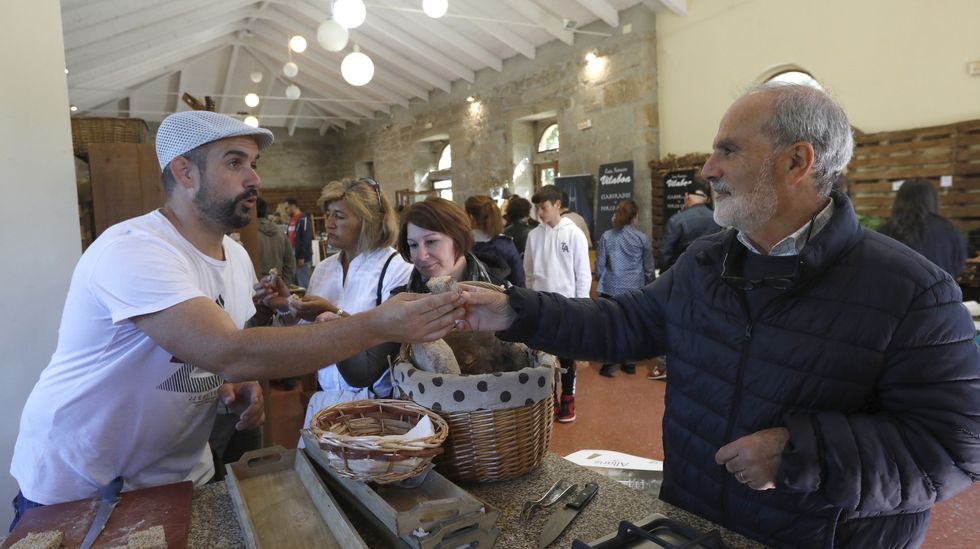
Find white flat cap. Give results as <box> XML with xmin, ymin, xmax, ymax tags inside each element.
<box><xmin>155</xmin><ymin>111</ymin><xmax>274</xmax><ymax>172</ymax></box>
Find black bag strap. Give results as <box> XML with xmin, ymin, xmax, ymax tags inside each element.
<box><xmin>376</xmin><ymin>251</ymin><xmax>399</xmax><ymax>306</ymax></box>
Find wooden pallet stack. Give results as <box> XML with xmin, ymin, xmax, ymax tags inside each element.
<box><xmin>848</xmin><ymin>119</ymin><xmax>980</xmax><ymax>234</ymax></box>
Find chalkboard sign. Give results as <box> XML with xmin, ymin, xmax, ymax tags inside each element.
<box><xmin>664</xmin><ymin>169</ymin><xmax>696</xmax><ymax>221</ymax></box>
<box><xmin>595</xmin><ymin>161</ymin><xmax>634</xmax><ymax>239</ymax></box>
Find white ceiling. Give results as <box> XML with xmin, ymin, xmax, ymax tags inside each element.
<box><xmin>63</xmin><ymin>0</ymin><xmax>686</xmax><ymax>134</ymax></box>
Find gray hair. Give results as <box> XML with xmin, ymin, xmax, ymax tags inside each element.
<box><xmin>749</xmin><ymin>82</ymin><xmax>854</xmax><ymax>195</ymax></box>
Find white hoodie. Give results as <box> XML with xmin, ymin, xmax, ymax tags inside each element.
<box><xmin>523</xmin><ymin>216</ymin><xmax>591</xmax><ymax>298</ymax></box>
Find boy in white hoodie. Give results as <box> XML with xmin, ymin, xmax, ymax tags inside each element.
<box><xmin>525</xmin><ymin>185</ymin><xmax>592</xmax><ymax>422</ymax></box>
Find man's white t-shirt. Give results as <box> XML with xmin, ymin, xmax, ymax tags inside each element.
<box><xmin>306</xmin><ymin>247</ymin><xmax>412</xmax><ymax>393</ymax></box>
<box><xmin>523</xmin><ymin>217</ymin><xmax>592</xmax><ymax>298</ymax></box>
<box><xmin>11</xmin><ymin>210</ymin><xmax>256</xmax><ymax>504</ymax></box>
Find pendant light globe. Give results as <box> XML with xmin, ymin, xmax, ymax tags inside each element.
<box><xmin>333</xmin><ymin>0</ymin><xmax>366</xmax><ymax>29</ymax></box>
<box><xmin>341</xmin><ymin>47</ymin><xmax>374</xmax><ymax>86</ymax></box>
<box><xmin>422</xmin><ymin>0</ymin><xmax>448</xmax><ymax>18</ymax></box>
<box><xmin>317</xmin><ymin>19</ymin><xmax>349</xmax><ymax>52</ymax></box>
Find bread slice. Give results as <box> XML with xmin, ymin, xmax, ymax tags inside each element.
<box><xmin>127</xmin><ymin>525</ymin><xmax>167</xmax><ymax>548</ymax></box>
<box><xmin>9</xmin><ymin>530</ymin><xmax>64</xmax><ymax>549</ymax></box>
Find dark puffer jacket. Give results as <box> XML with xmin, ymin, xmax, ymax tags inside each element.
<box><xmin>499</xmin><ymin>191</ymin><xmax>980</xmax><ymax>548</ymax></box>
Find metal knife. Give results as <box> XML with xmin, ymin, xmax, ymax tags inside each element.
<box><xmin>537</xmin><ymin>482</ymin><xmax>598</xmax><ymax>548</ymax></box>
<box><xmin>80</xmin><ymin>476</ymin><xmax>124</xmax><ymax>549</ymax></box>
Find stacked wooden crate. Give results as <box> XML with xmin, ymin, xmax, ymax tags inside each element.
<box><xmin>848</xmin><ymin>119</ymin><xmax>980</xmax><ymax>234</ymax></box>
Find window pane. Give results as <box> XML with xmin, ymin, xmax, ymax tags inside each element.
<box><xmin>433</xmin><ymin>180</ymin><xmax>452</xmax><ymax>189</ymax></box>
<box><xmin>537</xmin><ymin>124</ymin><xmax>559</xmax><ymax>152</ymax></box>
<box><xmin>541</xmin><ymin>168</ymin><xmax>555</xmax><ymax>187</ymax></box>
<box><xmin>437</xmin><ymin>144</ymin><xmax>452</xmax><ymax>170</ymax></box>
<box><xmin>767</xmin><ymin>70</ymin><xmax>823</xmax><ymax>90</ymax></box>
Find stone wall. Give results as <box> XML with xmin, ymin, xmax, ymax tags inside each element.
<box><xmin>331</xmin><ymin>4</ymin><xmax>660</xmax><ymax>237</ymax></box>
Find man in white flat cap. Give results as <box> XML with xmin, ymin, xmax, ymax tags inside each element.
<box><xmin>9</xmin><ymin>111</ymin><xmax>463</xmax><ymax>527</ymax></box>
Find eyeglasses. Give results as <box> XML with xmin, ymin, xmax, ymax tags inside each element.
<box><xmin>359</xmin><ymin>177</ymin><xmax>383</xmax><ymax>210</ymax></box>
<box><xmin>720</xmin><ymin>214</ymin><xmax>816</xmax><ymax>291</ymax></box>
<box><xmin>720</xmin><ymin>259</ymin><xmax>800</xmax><ymax>290</ymax></box>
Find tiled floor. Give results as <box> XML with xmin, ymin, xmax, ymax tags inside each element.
<box><xmin>267</xmin><ymin>361</ymin><xmax>980</xmax><ymax>548</ymax></box>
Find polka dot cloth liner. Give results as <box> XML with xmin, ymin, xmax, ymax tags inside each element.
<box><xmin>154</xmin><ymin>110</ymin><xmax>275</xmax><ymax>172</ymax></box>
<box><xmin>392</xmin><ymin>351</ymin><xmax>557</xmax><ymax>413</ymax></box>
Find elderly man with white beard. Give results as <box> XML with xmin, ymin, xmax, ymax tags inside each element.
<box><xmin>458</xmin><ymin>82</ymin><xmax>980</xmax><ymax>548</ymax></box>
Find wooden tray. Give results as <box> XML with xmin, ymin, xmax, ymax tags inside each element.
<box><xmin>302</xmin><ymin>430</ymin><xmax>498</xmax><ymax>548</ymax></box>
<box><xmin>2</xmin><ymin>481</ymin><xmax>192</xmax><ymax>548</ymax></box>
<box><xmin>225</xmin><ymin>446</ymin><xmax>367</xmax><ymax>549</ymax></box>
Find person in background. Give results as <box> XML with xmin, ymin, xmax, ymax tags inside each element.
<box><xmin>9</xmin><ymin>111</ymin><xmax>463</xmax><ymax>529</ymax></box>
<box><xmin>660</xmin><ymin>177</ymin><xmax>722</xmax><ymax>272</ymax></box>
<box><xmin>560</xmin><ymin>189</ymin><xmax>593</xmax><ymax>248</ymax></box>
<box><xmin>465</xmin><ymin>195</ymin><xmax>525</xmax><ymax>287</ymax></box>
<box><xmin>458</xmin><ymin>83</ymin><xmax>979</xmax><ymax>548</ymax></box>
<box><xmin>526</xmin><ymin>185</ymin><xmax>591</xmax><ymax>423</ymax></box>
<box><xmin>256</xmin><ymin>197</ymin><xmax>295</xmax><ymax>282</ymax></box>
<box><xmin>503</xmin><ymin>196</ymin><xmax>536</xmax><ymax>255</ymax></box>
<box><xmin>395</xmin><ymin>197</ymin><xmax>510</xmax><ymax>293</ymax></box>
<box><xmin>285</xmin><ymin>196</ymin><xmax>313</xmax><ymax>288</ymax></box>
<box><xmin>267</xmin><ymin>178</ymin><xmax>413</xmax><ymax>428</ymax></box>
<box><xmin>595</xmin><ymin>199</ymin><xmax>655</xmax><ymax>377</ymax></box>
<box><xmin>879</xmin><ymin>178</ymin><xmax>966</xmax><ymax>279</ymax></box>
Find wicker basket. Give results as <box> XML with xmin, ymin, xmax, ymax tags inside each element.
<box><xmin>392</xmin><ymin>292</ymin><xmax>557</xmax><ymax>483</ymax></box>
<box><xmin>70</xmin><ymin>117</ymin><xmax>148</xmax><ymax>156</ymax></box>
<box><xmin>308</xmin><ymin>399</ymin><xmax>449</xmax><ymax>484</ymax></box>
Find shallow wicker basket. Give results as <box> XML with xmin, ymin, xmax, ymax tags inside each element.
<box><xmin>309</xmin><ymin>399</ymin><xmax>449</xmax><ymax>484</ymax></box>
<box><xmin>393</xmin><ymin>281</ymin><xmax>557</xmax><ymax>483</ymax></box>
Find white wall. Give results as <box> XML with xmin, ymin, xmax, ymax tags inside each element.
<box><xmin>0</xmin><ymin>0</ymin><xmax>80</xmax><ymax>527</ymax></box>
<box><xmin>656</xmin><ymin>0</ymin><xmax>980</xmax><ymax>156</ymax></box>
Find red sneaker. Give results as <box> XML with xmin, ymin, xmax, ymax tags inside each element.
<box><xmin>556</xmin><ymin>395</ymin><xmax>576</xmax><ymax>423</ymax></box>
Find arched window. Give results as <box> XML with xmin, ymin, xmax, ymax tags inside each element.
<box><xmin>766</xmin><ymin>70</ymin><xmax>823</xmax><ymax>90</ymax></box>
<box><xmin>537</xmin><ymin>124</ymin><xmax>559</xmax><ymax>152</ymax></box>
<box><xmin>437</xmin><ymin>144</ymin><xmax>452</xmax><ymax>170</ymax></box>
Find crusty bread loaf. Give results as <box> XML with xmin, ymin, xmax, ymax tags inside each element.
<box><xmin>425</xmin><ymin>276</ymin><xmax>462</xmax><ymax>295</ymax></box>
<box><xmin>9</xmin><ymin>530</ymin><xmax>63</xmax><ymax>549</ymax></box>
<box><xmin>127</xmin><ymin>525</ymin><xmax>167</xmax><ymax>548</ymax></box>
<box><xmin>410</xmin><ymin>339</ymin><xmax>462</xmax><ymax>374</ymax></box>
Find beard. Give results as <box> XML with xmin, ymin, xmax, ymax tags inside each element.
<box><xmin>712</xmin><ymin>156</ymin><xmax>778</xmax><ymax>234</ymax></box>
<box><xmin>194</xmin><ymin>179</ymin><xmax>256</xmax><ymax>230</ymax></box>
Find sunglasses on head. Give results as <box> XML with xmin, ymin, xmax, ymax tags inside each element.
<box><xmin>359</xmin><ymin>177</ymin><xmax>383</xmax><ymax>209</ymax></box>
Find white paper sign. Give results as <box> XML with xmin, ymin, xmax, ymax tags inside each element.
<box><xmin>892</xmin><ymin>180</ymin><xmax>905</xmax><ymax>191</ymax></box>
<box><xmin>941</xmin><ymin>175</ymin><xmax>953</xmax><ymax>188</ymax></box>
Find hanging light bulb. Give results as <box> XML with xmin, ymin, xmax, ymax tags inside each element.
<box><xmin>245</xmin><ymin>93</ymin><xmax>260</xmax><ymax>107</ymax></box>
<box><xmin>285</xmin><ymin>84</ymin><xmax>302</xmax><ymax>100</ymax></box>
<box><xmin>289</xmin><ymin>35</ymin><xmax>308</xmax><ymax>53</ymax></box>
<box><xmin>283</xmin><ymin>61</ymin><xmax>299</xmax><ymax>78</ymax></box>
<box><xmin>249</xmin><ymin>71</ymin><xmax>263</xmax><ymax>83</ymax></box>
<box><xmin>422</xmin><ymin>0</ymin><xmax>448</xmax><ymax>18</ymax></box>
<box><xmin>243</xmin><ymin>116</ymin><xmax>259</xmax><ymax>128</ymax></box>
<box><xmin>317</xmin><ymin>19</ymin><xmax>349</xmax><ymax>52</ymax></box>
<box><xmin>341</xmin><ymin>45</ymin><xmax>374</xmax><ymax>86</ymax></box>
<box><xmin>333</xmin><ymin>0</ymin><xmax>366</xmax><ymax>29</ymax></box>
<box><xmin>70</xmin><ymin>105</ymin><xmax>78</xmax><ymax>112</ymax></box>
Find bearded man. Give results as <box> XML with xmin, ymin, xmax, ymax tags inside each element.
<box><xmin>9</xmin><ymin>112</ymin><xmax>463</xmax><ymax>528</ymax></box>
<box><xmin>460</xmin><ymin>83</ymin><xmax>980</xmax><ymax>547</ymax></box>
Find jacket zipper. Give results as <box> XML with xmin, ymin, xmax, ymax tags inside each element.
<box><xmin>720</xmin><ymin>288</ymin><xmax>755</xmax><ymax>529</ymax></box>
<box><xmin>719</xmin><ymin>258</ymin><xmax>809</xmax><ymax>529</ymax></box>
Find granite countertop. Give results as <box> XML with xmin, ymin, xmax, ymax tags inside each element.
<box><xmin>188</xmin><ymin>452</ymin><xmax>764</xmax><ymax>548</ymax></box>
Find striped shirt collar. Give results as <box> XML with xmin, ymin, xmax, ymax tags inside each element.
<box><xmin>737</xmin><ymin>198</ymin><xmax>835</xmax><ymax>256</ymax></box>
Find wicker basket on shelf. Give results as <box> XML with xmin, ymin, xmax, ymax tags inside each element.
<box><xmin>70</xmin><ymin>117</ymin><xmax>148</xmax><ymax>156</ymax></box>
<box><xmin>392</xmin><ymin>282</ymin><xmax>558</xmax><ymax>482</ymax></box>
<box><xmin>308</xmin><ymin>399</ymin><xmax>449</xmax><ymax>484</ymax></box>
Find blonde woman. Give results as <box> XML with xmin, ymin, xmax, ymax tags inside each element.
<box><xmin>284</xmin><ymin>178</ymin><xmax>413</xmax><ymax>423</ymax></box>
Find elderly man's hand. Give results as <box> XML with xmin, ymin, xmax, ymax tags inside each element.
<box><xmin>715</xmin><ymin>427</ymin><xmax>789</xmax><ymax>490</ymax></box>
<box><xmin>218</xmin><ymin>382</ymin><xmax>265</xmax><ymax>431</ymax></box>
<box><xmin>458</xmin><ymin>283</ymin><xmax>516</xmax><ymax>332</ymax></box>
<box><xmin>367</xmin><ymin>291</ymin><xmax>464</xmax><ymax>343</ymax></box>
